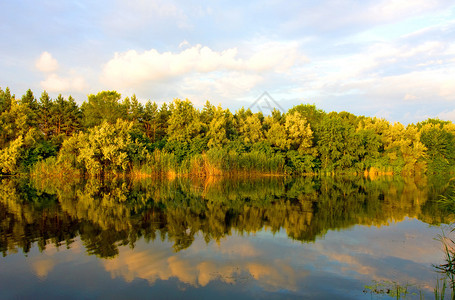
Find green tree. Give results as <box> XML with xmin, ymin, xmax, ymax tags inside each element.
<box><xmin>166</xmin><ymin>99</ymin><xmax>202</xmax><ymax>143</ymax></box>
<box><xmin>9</xmin><ymin>97</ymin><xmax>30</xmax><ymax>138</ymax></box>
<box><xmin>200</xmin><ymin>101</ymin><xmax>215</xmax><ymax>123</ymax></box>
<box><xmin>285</xmin><ymin>111</ymin><xmax>314</xmax><ymax>154</ymax></box>
<box><xmin>317</xmin><ymin>114</ymin><xmax>364</xmax><ymax>172</ymax></box>
<box><xmin>266</xmin><ymin>116</ymin><xmax>287</xmax><ymax>150</ymax></box>
<box><xmin>51</xmin><ymin>94</ymin><xmax>67</xmax><ymax>136</ymax></box>
<box><xmin>207</xmin><ymin>105</ymin><xmax>233</xmax><ymax>148</ymax></box>
<box><xmin>20</xmin><ymin>89</ymin><xmax>39</xmax><ymax>111</ymax></box>
<box><xmin>0</xmin><ymin>136</ymin><xmax>24</xmax><ymax>174</ymax></box>
<box><xmin>48</xmin><ymin>94</ymin><xmax>81</xmax><ymax>137</ymax></box>
<box><xmin>236</xmin><ymin>109</ymin><xmax>264</xmax><ymax>145</ymax></box>
<box><xmin>0</xmin><ymin>87</ymin><xmax>12</xmax><ymax>113</ymax></box>
<box><xmin>419</xmin><ymin>121</ymin><xmax>455</xmax><ymax>173</ymax></box>
<box><xmin>401</xmin><ymin>125</ymin><xmax>427</xmax><ymax>174</ymax></box>
<box><xmin>143</xmin><ymin>101</ymin><xmax>159</xmax><ymax>142</ymax></box>
<box><xmin>81</xmin><ymin>91</ymin><xmax>123</xmax><ymax>128</ymax></box>
<box><xmin>77</xmin><ymin>120</ymin><xmax>135</xmax><ymax>176</ymax></box>
<box><xmin>38</xmin><ymin>91</ymin><xmax>54</xmax><ymax>139</ymax></box>
<box><xmin>381</xmin><ymin>123</ymin><xmax>427</xmax><ymax>174</ymax></box>
<box><xmin>157</xmin><ymin>102</ymin><xmax>171</xmax><ymax>142</ymax></box>
<box><xmin>128</xmin><ymin>95</ymin><xmax>144</xmax><ymax>125</ymax></box>
<box><xmin>14</xmin><ymin>89</ymin><xmax>39</xmax><ymax>135</ymax></box>
<box><xmin>0</xmin><ymin>87</ymin><xmax>14</xmax><ymax>147</ymax></box>
<box><xmin>288</xmin><ymin>104</ymin><xmax>325</xmax><ymax>141</ymax></box>
<box><xmin>65</xmin><ymin>96</ymin><xmax>82</xmax><ymax>136</ymax></box>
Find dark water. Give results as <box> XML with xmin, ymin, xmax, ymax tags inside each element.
<box><xmin>1</xmin><ymin>175</ymin><xmax>454</xmax><ymax>299</ymax></box>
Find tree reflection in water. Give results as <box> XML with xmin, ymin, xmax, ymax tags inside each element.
<box><xmin>0</xmin><ymin>175</ymin><xmax>454</xmax><ymax>258</ymax></box>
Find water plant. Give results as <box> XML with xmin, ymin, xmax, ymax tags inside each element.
<box><xmin>363</xmin><ymin>280</ymin><xmax>417</xmax><ymax>299</ymax></box>
<box><xmin>434</xmin><ymin>186</ymin><xmax>455</xmax><ymax>299</ymax></box>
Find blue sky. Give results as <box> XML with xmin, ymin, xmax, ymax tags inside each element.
<box><xmin>1</xmin><ymin>0</ymin><xmax>454</xmax><ymax>124</ymax></box>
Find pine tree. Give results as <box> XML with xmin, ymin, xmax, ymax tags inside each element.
<box><xmin>143</xmin><ymin>101</ymin><xmax>159</xmax><ymax>141</ymax></box>
<box><xmin>65</xmin><ymin>96</ymin><xmax>82</xmax><ymax>135</ymax></box>
<box><xmin>38</xmin><ymin>91</ymin><xmax>54</xmax><ymax>139</ymax></box>
<box><xmin>0</xmin><ymin>87</ymin><xmax>13</xmax><ymax>113</ymax></box>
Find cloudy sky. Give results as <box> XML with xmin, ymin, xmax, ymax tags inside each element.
<box><xmin>1</xmin><ymin>0</ymin><xmax>454</xmax><ymax>124</ymax></box>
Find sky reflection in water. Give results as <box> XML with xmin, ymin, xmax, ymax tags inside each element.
<box><xmin>0</xmin><ymin>176</ymin><xmax>453</xmax><ymax>299</ymax></box>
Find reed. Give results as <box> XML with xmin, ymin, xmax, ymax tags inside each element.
<box><xmin>434</xmin><ymin>188</ymin><xmax>455</xmax><ymax>299</ymax></box>
<box><xmin>30</xmin><ymin>157</ymin><xmax>80</xmax><ymax>179</ymax></box>
<box><xmin>434</xmin><ymin>277</ymin><xmax>449</xmax><ymax>300</ymax></box>
<box><xmin>435</xmin><ymin>230</ymin><xmax>455</xmax><ymax>287</ymax></box>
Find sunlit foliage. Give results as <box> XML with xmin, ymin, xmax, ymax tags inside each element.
<box><xmin>0</xmin><ymin>86</ymin><xmax>455</xmax><ymax>176</ymax></box>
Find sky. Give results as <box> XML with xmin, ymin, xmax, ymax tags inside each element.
<box><xmin>1</xmin><ymin>0</ymin><xmax>455</xmax><ymax>124</ymax></box>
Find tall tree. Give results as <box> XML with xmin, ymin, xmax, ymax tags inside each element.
<box><xmin>142</xmin><ymin>101</ymin><xmax>159</xmax><ymax>141</ymax></box>
<box><xmin>38</xmin><ymin>91</ymin><xmax>54</xmax><ymax>139</ymax></box>
<box><xmin>81</xmin><ymin>91</ymin><xmax>123</xmax><ymax>128</ymax></box>
<box><xmin>317</xmin><ymin>114</ymin><xmax>364</xmax><ymax>171</ymax></box>
<box><xmin>0</xmin><ymin>88</ymin><xmax>14</xmax><ymax>147</ymax></box>
<box><xmin>285</xmin><ymin>111</ymin><xmax>314</xmax><ymax>154</ymax></box>
<box><xmin>51</xmin><ymin>94</ymin><xmax>67</xmax><ymax>136</ymax></box>
<box><xmin>0</xmin><ymin>87</ymin><xmax>12</xmax><ymax>113</ymax></box>
<box><xmin>65</xmin><ymin>96</ymin><xmax>82</xmax><ymax>135</ymax></box>
<box><xmin>236</xmin><ymin>109</ymin><xmax>264</xmax><ymax>145</ymax></box>
<box><xmin>17</xmin><ymin>89</ymin><xmax>39</xmax><ymax>132</ymax></box>
<box><xmin>20</xmin><ymin>89</ymin><xmax>39</xmax><ymax>111</ymax></box>
<box><xmin>129</xmin><ymin>95</ymin><xmax>144</xmax><ymax>125</ymax></box>
<box><xmin>166</xmin><ymin>99</ymin><xmax>202</xmax><ymax>143</ymax></box>
<box><xmin>419</xmin><ymin>120</ymin><xmax>455</xmax><ymax>172</ymax></box>
<box><xmin>0</xmin><ymin>136</ymin><xmax>24</xmax><ymax>174</ymax></box>
<box><xmin>266</xmin><ymin>117</ymin><xmax>287</xmax><ymax>150</ymax></box>
<box><xmin>288</xmin><ymin>104</ymin><xmax>325</xmax><ymax>141</ymax></box>
<box><xmin>207</xmin><ymin>105</ymin><xmax>233</xmax><ymax>148</ymax></box>
<box><xmin>200</xmin><ymin>100</ymin><xmax>215</xmax><ymax>135</ymax></box>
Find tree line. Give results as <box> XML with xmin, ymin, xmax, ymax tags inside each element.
<box><xmin>1</xmin><ymin>87</ymin><xmax>455</xmax><ymax>177</ymax></box>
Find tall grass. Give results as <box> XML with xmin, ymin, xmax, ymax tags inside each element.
<box><xmin>205</xmin><ymin>148</ymin><xmax>285</xmax><ymax>174</ymax></box>
<box><xmin>434</xmin><ymin>277</ymin><xmax>451</xmax><ymax>300</ymax></box>
<box><xmin>30</xmin><ymin>156</ymin><xmax>80</xmax><ymax>179</ymax></box>
<box><xmin>134</xmin><ymin>150</ymin><xmax>178</xmax><ymax>176</ymax></box>
<box><xmin>32</xmin><ymin>146</ymin><xmax>288</xmax><ymax>178</ymax></box>
<box><xmin>434</xmin><ymin>188</ymin><xmax>455</xmax><ymax>299</ymax></box>
<box><xmin>135</xmin><ymin>148</ymin><xmax>286</xmax><ymax>177</ymax></box>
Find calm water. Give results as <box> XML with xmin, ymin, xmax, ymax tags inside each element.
<box><xmin>1</xmin><ymin>175</ymin><xmax>454</xmax><ymax>299</ymax></box>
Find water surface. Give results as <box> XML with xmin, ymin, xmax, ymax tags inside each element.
<box><xmin>0</xmin><ymin>176</ymin><xmax>453</xmax><ymax>299</ymax></box>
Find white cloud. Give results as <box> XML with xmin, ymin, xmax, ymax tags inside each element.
<box><xmin>40</xmin><ymin>73</ymin><xmax>87</xmax><ymax>93</ymax></box>
<box><xmin>101</xmin><ymin>42</ymin><xmax>304</xmax><ymax>93</ymax></box>
<box><xmin>180</xmin><ymin>72</ymin><xmax>263</xmax><ymax>104</ymax></box>
<box><xmin>371</xmin><ymin>69</ymin><xmax>455</xmax><ymax>101</ymax></box>
<box><xmin>178</xmin><ymin>40</ymin><xmax>190</xmax><ymax>48</ymax></box>
<box><xmin>35</xmin><ymin>51</ymin><xmax>59</xmax><ymax>73</ymax></box>
<box><xmin>297</xmin><ymin>37</ymin><xmax>455</xmax><ymax>102</ymax></box>
<box><xmin>249</xmin><ymin>42</ymin><xmax>306</xmax><ymax>72</ymax></box>
<box><xmin>102</xmin><ymin>46</ymin><xmax>236</xmax><ymax>87</ymax></box>
<box><xmin>401</xmin><ymin>41</ymin><xmax>444</xmax><ymax>58</ymax></box>
<box><xmin>438</xmin><ymin>109</ymin><xmax>455</xmax><ymax>122</ymax></box>
<box><xmin>335</xmin><ymin>69</ymin><xmax>455</xmax><ymax>105</ymax></box>
<box><xmin>403</xmin><ymin>94</ymin><xmax>417</xmax><ymax>100</ymax></box>
<box><xmin>35</xmin><ymin>51</ymin><xmax>90</xmax><ymax>96</ymax></box>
